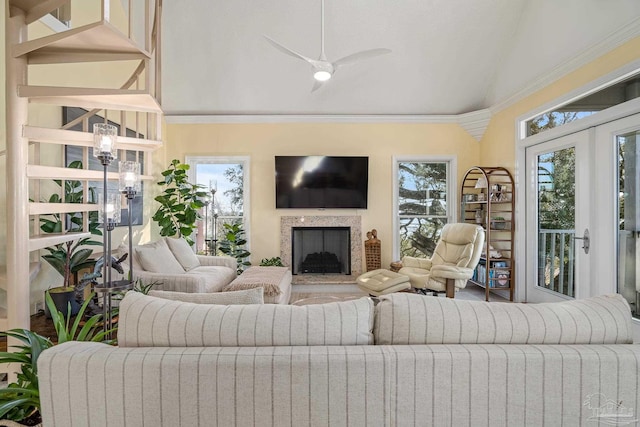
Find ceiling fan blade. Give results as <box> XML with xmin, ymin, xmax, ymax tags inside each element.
<box><xmin>333</xmin><ymin>48</ymin><xmax>392</xmax><ymax>68</ymax></box>
<box><xmin>311</xmin><ymin>79</ymin><xmax>324</xmax><ymax>93</ymax></box>
<box><xmin>264</xmin><ymin>36</ymin><xmax>314</xmax><ymax>64</ymax></box>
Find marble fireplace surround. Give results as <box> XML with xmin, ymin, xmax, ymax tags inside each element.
<box><xmin>280</xmin><ymin>216</ymin><xmax>362</xmax><ymax>277</ymax></box>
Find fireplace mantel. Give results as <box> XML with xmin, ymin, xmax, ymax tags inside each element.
<box><xmin>280</xmin><ymin>216</ymin><xmax>362</xmax><ymax>277</ymax></box>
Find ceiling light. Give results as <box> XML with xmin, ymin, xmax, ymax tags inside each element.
<box><xmin>314</xmin><ymin>70</ymin><xmax>332</xmax><ymax>81</ymax></box>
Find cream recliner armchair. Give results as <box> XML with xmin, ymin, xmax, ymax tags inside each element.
<box><xmin>399</xmin><ymin>223</ymin><xmax>485</xmax><ymax>298</ymax></box>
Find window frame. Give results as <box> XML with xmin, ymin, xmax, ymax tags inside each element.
<box><xmin>186</xmin><ymin>155</ymin><xmax>251</xmax><ymax>251</ymax></box>
<box><xmin>392</xmin><ymin>155</ymin><xmax>457</xmax><ymax>260</ymax></box>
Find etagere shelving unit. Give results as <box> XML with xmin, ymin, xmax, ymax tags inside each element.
<box><xmin>460</xmin><ymin>166</ymin><xmax>515</xmax><ymax>301</ymax></box>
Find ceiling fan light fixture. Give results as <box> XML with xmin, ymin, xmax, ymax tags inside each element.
<box><xmin>314</xmin><ymin>70</ymin><xmax>332</xmax><ymax>81</ymax></box>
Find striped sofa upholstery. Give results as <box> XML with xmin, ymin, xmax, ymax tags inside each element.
<box><xmin>38</xmin><ymin>293</ymin><xmax>640</xmax><ymax>427</ymax></box>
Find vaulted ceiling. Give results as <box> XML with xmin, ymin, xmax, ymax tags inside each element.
<box><xmin>161</xmin><ymin>0</ymin><xmax>640</xmax><ymax>117</ymax></box>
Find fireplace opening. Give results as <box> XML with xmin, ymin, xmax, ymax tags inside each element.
<box><xmin>292</xmin><ymin>227</ymin><xmax>351</xmax><ymax>275</ymax></box>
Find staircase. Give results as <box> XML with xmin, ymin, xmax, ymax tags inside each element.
<box><xmin>4</xmin><ymin>0</ymin><xmax>163</xmax><ymax>332</ymax></box>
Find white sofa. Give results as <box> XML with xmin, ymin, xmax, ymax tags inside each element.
<box><xmin>123</xmin><ymin>237</ymin><xmax>237</xmax><ymax>293</ymax></box>
<box><xmin>39</xmin><ymin>292</ymin><xmax>640</xmax><ymax>426</ymax></box>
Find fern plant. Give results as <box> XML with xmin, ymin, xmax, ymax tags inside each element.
<box><xmin>152</xmin><ymin>159</ymin><xmax>208</xmax><ymax>246</ymax></box>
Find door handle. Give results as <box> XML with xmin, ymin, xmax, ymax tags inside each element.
<box><xmin>573</xmin><ymin>228</ymin><xmax>590</xmax><ymax>254</ymax></box>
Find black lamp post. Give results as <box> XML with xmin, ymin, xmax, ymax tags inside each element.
<box><xmin>119</xmin><ymin>160</ymin><xmax>141</xmax><ymax>280</ymax></box>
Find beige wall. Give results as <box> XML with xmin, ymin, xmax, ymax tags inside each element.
<box><xmin>164</xmin><ymin>122</ymin><xmax>479</xmax><ymax>270</ymax></box>
<box><xmin>480</xmin><ymin>35</ymin><xmax>640</xmax><ymax>167</ymax></box>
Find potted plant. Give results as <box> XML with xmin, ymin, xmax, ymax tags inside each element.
<box><xmin>39</xmin><ymin>161</ymin><xmax>102</xmax><ymax>317</ymax></box>
<box><xmin>0</xmin><ymin>292</ymin><xmax>112</xmax><ymax>426</ymax></box>
<box><xmin>259</xmin><ymin>257</ymin><xmax>284</xmax><ymax>267</ymax></box>
<box><xmin>219</xmin><ymin>221</ymin><xmax>251</xmax><ymax>274</ymax></box>
<box><xmin>152</xmin><ymin>159</ymin><xmax>208</xmax><ymax>246</ymax></box>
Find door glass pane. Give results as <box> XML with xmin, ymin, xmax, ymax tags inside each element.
<box><xmin>537</xmin><ymin>147</ymin><xmax>576</xmax><ymax>296</ymax></box>
<box><xmin>617</xmin><ymin>131</ymin><xmax>640</xmax><ymax>318</ymax></box>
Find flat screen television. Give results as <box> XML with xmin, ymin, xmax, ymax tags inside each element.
<box><xmin>275</xmin><ymin>156</ymin><xmax>369</xmax><ymax>209</ymax></box>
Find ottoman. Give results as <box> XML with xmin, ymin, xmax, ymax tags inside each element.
<box><xmin>223</xmin><ymin>266</ymin><xmax>292</xmax><ymax>304</ymax></box>
<box><xmin>356</xmin><ymin>269</ymin><xmax>410</xmax><ymax>296</ymax></box>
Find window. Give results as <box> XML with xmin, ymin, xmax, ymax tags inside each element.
<box><xmin>186</xmin><ymin>156</ymin><xmax>251</xmax><ymax>253</ymax></box>
<box><xmin>394</xmin><ymin>158</ymin><xmax>456</xmax><ymax>259</ymax></box>
<box><xmin>525</xmin><ymin>73</ymin><xmax>640</xmax><ymax>137</ymax></box>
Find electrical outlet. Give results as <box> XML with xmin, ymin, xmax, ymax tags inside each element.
<box><xmin>34</xmin><ymin>301</ymin><xmax>44</xmax><ymax>314</ymax></box>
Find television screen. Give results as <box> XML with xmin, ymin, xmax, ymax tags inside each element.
<box><xmin>275</xmin><ymin>156</ymin><xmax>369</xmax><ymax>209</ymax></box>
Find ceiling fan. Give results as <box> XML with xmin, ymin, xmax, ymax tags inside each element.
<box><xmin>264</xmin><ymin>0</ymin><xmax>391</xmax><ymax>92</ymax></box>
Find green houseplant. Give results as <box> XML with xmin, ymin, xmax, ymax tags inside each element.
<box><xmin>39</xmin><ymin>161</ymin><xmax>101</xmax><ymax>317</ymax></box>
<box><xmin>0</xmin><ymin>292</ymin><xmax>112</xmax><ymax>425</ymax></box>
<box><xmin>259</xmin><ymin>257</ymin><xmax>284</xmax><ymax>267</ymax></box>
<box><xmin>219</xmin><ymin>221</ymin><xmax>251</xmax><ymax>274</ymax></box>
<box><xmin>152</xmin><ymin>159</ymin><xmax>208</xmax><ymax>246</ymax></box>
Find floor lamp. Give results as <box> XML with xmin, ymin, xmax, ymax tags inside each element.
<box><xmin>93</xmin><ymin>123</ymin><xmax>118</xmax><ymax>283</ymax></box>
<box><xmin>119</xmin><ymin>160</ymin><xmax>141</xmax><ymax>280</ymax></box>
<box><xmin>203</xmin><ymin>193</ymin><xmax>211</xmax><ymax>254</ymax></box>
<box><xmin>211</xmin><ymin>188</ymin><xmax>218</xmax><ymax>255</ymax></box>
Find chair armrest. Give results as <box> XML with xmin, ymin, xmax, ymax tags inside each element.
<box><xmin>430</xmin><ymin>264</ymin><xmax>474</xmax><ymax>280</ymax></box>
<box><xmin>401</xmin><ymin>256</ymin><xmax>432</xmax><ymax>270</ymax></box>
<box><xmin>196</xmin><ymin>255</ymin><xmax>237</xmax><ymax>270</ymax></box>
<box><xmin>131</xmin><ymin>270</ymin><xmax>209</xmax><ymax>293</ymax></box>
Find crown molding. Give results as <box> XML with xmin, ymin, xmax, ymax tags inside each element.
<box><xmin>456</xmin><ymin>109</ymin><xmax>491</xmax><ymax>141</ymax></box>
<box><xmin>163</xmin><ymin>114</ymin><xmax>460</xmax><ymax>124</ymax></box>
<box><xmin>164</xmin><ymin>112</ymin><xmax>489</xmax><ymax>141</ymax></box>
<box><xmin>490</xmin><ymin>17</ymin><xmax>640</xmax><ymax>114</ymax></box>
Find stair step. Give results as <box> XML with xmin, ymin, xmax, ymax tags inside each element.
<box><xmin>14</xmin><ymin>21</ymin><xmax>150</xmax><ymax>64</ymax></box>
<box><xmin>27</xmin><ymin>164</ymin><xmax>153</xmax><ymax>181</ymax></box>
<box><xmin>18</xmin><ymin>86</ymin><xmax>162</xmax><ymax>113</ymax></box>
<box><xmin>24</xmin><ymin>126</ymin><xmax>162</xmax><ymax>152</ymax></box>
<box><xmin>30</xmin><ymin>202</ymin><xmax>97</xmax><ymax>216</ymax></box>
<box><xmin>29</xmin><ymin>232</ymin><xmax>92</xmax><ymax>252</ymax></box>
<box><xmin>9</xmin><ymin>0</ymin><xmax>68</xmax><ymax>25</ymax></box>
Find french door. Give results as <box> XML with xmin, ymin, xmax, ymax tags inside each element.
<box><xmin>525</xmin><ymin>130</ymin><xmax>592</xmax><ymax>303</ymax></box>
<box><xmin>525</xmin><ymin>114</ymin><xmax>640</xmax><ymax>313</ymax></box>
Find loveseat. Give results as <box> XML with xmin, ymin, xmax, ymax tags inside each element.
<box><xmin>39</xmin><ymin>292</ymin><xmax>640</xmax><ymax>426</ymax></box>
<box><xmin>121</xmin><ymin>237</ymin><xmax>237</xmax><ymax>293</ymax></box>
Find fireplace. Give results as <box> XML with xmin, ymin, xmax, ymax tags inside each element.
<box><xmin>292</xmin><ymin>227</ymin><xmax>351</xmax><ymax>275</ymax></box>
<box><xmin>281</xmin><ymin>216</ymin><xmax>362</xmax><ymax>277</ymax></box>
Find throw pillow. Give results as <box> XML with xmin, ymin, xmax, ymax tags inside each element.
<box><xmin>134</xmin><ymin>239</ymin><xmax>185</xmax><ymax>274</ymax></box>
<box><xmin>118</xmin><ymin>291</ymin><xmax>374</xmax><ymax>347</ymax></box>
<box><xmin>165</xmin><ymin>237</ymin><xmax>200</xmax><ymax>271</ymax></box>
<box><xmin>148</xmin><ymin>288</ymin><xmax>264</xmax><ymax>305</ymax></box>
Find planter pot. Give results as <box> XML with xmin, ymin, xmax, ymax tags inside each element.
<box><xmin>44</xmin><ymin>287</ymin><xmax>80</xmax><ymax>319</ymax></box>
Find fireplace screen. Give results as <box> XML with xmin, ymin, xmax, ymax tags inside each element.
<box><xmin>292</xmin><ymin>227</ymin><xmax>351</xmax><ymax>275</ymax></box>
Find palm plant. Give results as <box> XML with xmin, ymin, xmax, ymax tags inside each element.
<box><xmin>0</xmin><ymin>292</ymin><xmax>113</xmax><ymax>424</ymax></box>
<box><xmin>40</xmin><ymin>160</ymin><xmax>102</xmax><ymax>289</ymax></box>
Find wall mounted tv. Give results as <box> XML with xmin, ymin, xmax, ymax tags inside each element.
<box><xmin>275</xmin><ymin>156</ymin><xmax>369</xmax><ymax>209</ymax></box>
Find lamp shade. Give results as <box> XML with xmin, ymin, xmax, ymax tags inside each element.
<box><xmin>475</xmin><ymin>176</ymin><xmax>488</xmax><ymax>189</ymax></box>
<box><xmin>98</xmin><ymin>192</ymin><xmax>121</xmax><ymax>223</ymax></box>
<box><xmin>93</xmin><ymin>123</ymin><xmax>118</xmax><ymax>160</ymax></box>
<box><xmin>118</xmin><ymin>161</ymin><xmax>141</xmax><ymax>192</ymax></box>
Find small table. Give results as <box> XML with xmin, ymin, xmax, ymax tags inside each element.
<box><xmin>94</xmin><ymin>279</ymin><xmax>133</xmax><ymax>337</ymax></box>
